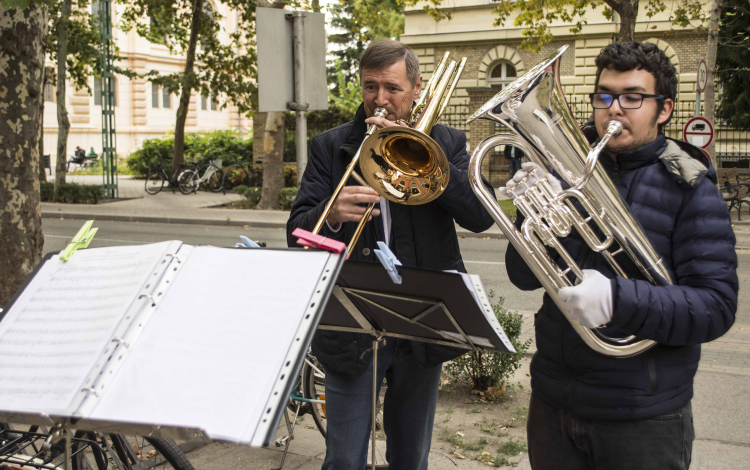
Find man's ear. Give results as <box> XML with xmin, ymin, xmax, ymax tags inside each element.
<box><xmin>414</xmin><ymin>75</ymin><xmax>423</xmax><ymax>99</ymax></box>
<box><xmin>657</xmin><ymin>98</ymin><xmax>674</xmax><ymax>125</ymax></box>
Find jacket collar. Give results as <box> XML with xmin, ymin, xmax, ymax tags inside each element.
<box><xmin>340</xmin><ymin>103</ymin><xmax>368</xmax><ymax>158</ymax></box>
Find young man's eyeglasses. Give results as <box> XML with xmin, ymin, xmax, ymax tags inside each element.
<box><xmin>589</xmin><ymin>93</ymin><xmax>666</xmax><ymax>109</ymax></box>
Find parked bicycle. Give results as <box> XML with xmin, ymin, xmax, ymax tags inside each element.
<box><xmin>0</xmin><ymin>423</ymin><xmax>195</xmax><ymax>470</ymax></box>
<box><xmin>144</xmin><ymin>163</ymin><xmax>196</xmax><ymax>195</ymax></box>
<box><xmin>178</xmin><ymin>160</ymin><xmax>223</xmax><ymax>194</ymax></box>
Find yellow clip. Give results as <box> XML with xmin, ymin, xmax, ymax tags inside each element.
<box><xmin>59</xmin><ymin>220</ymin><xmax>99</xmax><ymax>261</ymax></box>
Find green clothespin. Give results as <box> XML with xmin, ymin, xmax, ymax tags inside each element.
<box><xmin>59</xmin><ymin>220</ymin><xmax>99</xmax><ymax>261</ymax></box>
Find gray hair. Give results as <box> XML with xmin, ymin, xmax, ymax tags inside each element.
<box><xmin>359</xmin><ymin>39</ymin><xmax>421</xmax><ymax>87</ymax></box>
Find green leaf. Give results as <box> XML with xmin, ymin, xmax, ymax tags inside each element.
<box><xmin>1</xmin><ymin>0</ymin><xmax>31</xmax><ymax>10</ymax></box>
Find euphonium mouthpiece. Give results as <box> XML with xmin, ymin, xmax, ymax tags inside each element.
<box><xmin>607</xmin><ymin>121</ymin><xmax>623</xmax><ymax>136</ymax></box>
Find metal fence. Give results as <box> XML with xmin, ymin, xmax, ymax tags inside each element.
<box><xmin>438</xmin><ymin>95</ymin><xmax>750</xmax><ymax>168</ymax></box>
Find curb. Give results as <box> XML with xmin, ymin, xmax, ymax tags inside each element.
<box><xmin>42</xmin><ymin>211</ymin><xmax>508</xmax><ymax>240</ymax></box>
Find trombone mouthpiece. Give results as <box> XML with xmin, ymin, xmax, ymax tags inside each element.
<box><xmin>607</xmin><ymin>121</ymin><xmax>623</xmax><ymax>136</ymax></box>
<box><xmin>374</xmin><ymin>108</ymin><xmax>388</xmax><ymax>119</ymax></box>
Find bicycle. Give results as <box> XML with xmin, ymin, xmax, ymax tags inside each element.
<box><xmin>0</xmin><ymin>423</ymin><xmax>195</xmax><ymax>470</ymax></box>
<box><xmin>144</xmin><ymin>163</ymin><xmax>196</xmax><ymax>195</ymax></box>
<box><xmin>178</xmin><ymin>160</ymin><xmax>223</xmax><ymax>194</ymax></box>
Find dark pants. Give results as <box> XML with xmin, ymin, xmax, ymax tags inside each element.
<box><xmin>509</xmin><ymin>157</ymin><xmax>523</xmax><ymax>179</ymax></box>
<box><xmin>527</xmin><ymin>394</ymin><xmax>694</xmax><ymax>470</ymax></box>
<box><xmin>321</xmin><ymin>338</ymin><xmax>442</xmax><ymax>470</ymax></box>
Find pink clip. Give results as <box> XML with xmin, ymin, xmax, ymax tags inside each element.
<box><xmin>293</xmin><ymin>228</ymin><xmax>346</xmax><ymax>253</ymax></box>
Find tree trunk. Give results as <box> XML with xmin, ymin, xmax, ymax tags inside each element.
<box><xmin>0</xmin><ymin>2</ymin><xmax>48</xmax><ymax>307</ymax></box>
<box><xmin>257</xmin><ymin>112</ymin><xmax>285</xmax><ymax>210</ymax></box>
<box><xmin>617</xmin><ymin>0</ymin><xmax>639</xmax><ymax>42</ymax></box>
<box><xmin>172</xmin><ymin>0</ymin><xmax>204</xmax><ymax>176</ymax></box>
<box><xmin>704</xmin><ymin>0</ymin><xmax>723</xmax><ymax>164</ymax></box>
<box><xmin>54</xmin><ymin>0</ymin><xmax>72</xmax><ymax>192</ymax></box>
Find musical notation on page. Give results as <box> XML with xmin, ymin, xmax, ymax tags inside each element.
<box><xmin>0</xmin><ymin>242</ymin><xmax>174</xmax><ymax>415</ymax></box>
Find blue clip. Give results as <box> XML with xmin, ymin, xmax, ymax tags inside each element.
<box><xmin>374</xmin><ymin>242</ymin><xmax>402</xmax><ymax>284</ymax></box>
<box><xmin>236</xmin><ymin>235</ymin><xmax>261</xmax><ymax>249</ymax></box>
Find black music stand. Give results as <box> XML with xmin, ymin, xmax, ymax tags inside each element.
<box><xmin>318</xmin><ymin>260</ymin><xmax>515</xmax><ymax>467</ymax></box>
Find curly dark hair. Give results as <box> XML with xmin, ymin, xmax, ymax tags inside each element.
<box><xmin>594</xmin><ymin>42</ymin><xmax>678</xmax><ymax>130</ymax></box>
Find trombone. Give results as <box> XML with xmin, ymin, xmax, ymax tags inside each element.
<box><xmin>311</xmin><ymin>52</ymin><xmax>467</xmax><ymax>257</ymax></box>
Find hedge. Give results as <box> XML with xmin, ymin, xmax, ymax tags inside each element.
<box><xmin>41</xmin><ymin>182</ymin><xmax>103</xmax><ymax>204</ymax></box>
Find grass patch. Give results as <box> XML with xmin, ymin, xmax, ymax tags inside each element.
<box><xmin>467</xmin><ymin>407</ymin><xmax>482</xmax><ymax>414</ymax></box>
<box><xmin>439</xmin><ymin>428</ymin><xmax>463</xmax><ymax>447</ymax></box>
<box><xmin>462</xmin><ymin>436</ymin><xmax>489</xmax><ymax>451</ymax></box>
<box><xmin>497</xmin><ymin>438</ymin><xmax>527</xmax><ymax>456</ymax></box>
<box><xmin>496</xmin><ymin>198</ymin><xmax>517</xmax><ymax>219</ymax></box>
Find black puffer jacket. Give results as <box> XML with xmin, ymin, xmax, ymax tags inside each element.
<box><xmin>287</xmin><ymin>104</ymin><xmax>496</xmax><ymax>378</ymax></box>
<box><xmin>506</xmin><ymin>129</ymin><xmax>738</xmax><ymax>420</ymax></box>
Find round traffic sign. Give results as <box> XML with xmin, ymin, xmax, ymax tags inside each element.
<box><xmin>683</xmin><ymin>116</ymin><xmax>714</xmax><ymax>149</ymax></box>
<box><xmin>697</xmin><ymin>59</ymin><xmax>708</xmax><ymax>93</ymax></box>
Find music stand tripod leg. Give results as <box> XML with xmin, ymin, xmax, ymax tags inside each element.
<box><xmin>368</xmin><ymin>333</ymin><xmax>386</xmax><ymax>469</ymax></box>
<box><xmin>44</xmin><ymin>421</ymin><xmax>71</xmax><ymax>470</ymax></box>
<box><xmin>274</xmin><ymin>401</ymin><xmax>301</xmax><ymax>470</ymax></box>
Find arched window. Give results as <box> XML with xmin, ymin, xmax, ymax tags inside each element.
<box><xmin>488</xmin><ymin>61</ymin><xmax>517</xmax><ymax>91</ymax></box>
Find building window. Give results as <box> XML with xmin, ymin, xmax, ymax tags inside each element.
<box><xmin>488</xmin><ymin>61</ymin><xmax>517</xmax><ymax>91</ymax></box>
<box><xmin>210</xmin><ymin>92</ymin><xmax>217</xmax><ymax>111</ymax></box>
<box><xmin>93</xmin><ymin>77</ymin><xmax>117</xmax><ymax>106</ymax></box>
<box><xmin>44</xmin><ymin>72</ymin><xmax>55</xmax><ymax>102</ymax></box>
<box><xmin>201</xmin><ymin>94</ymin><xmax>207</xmax><ymax>110</ymax></box>
<box><xmin>162</xmin><ymin>87</ymin><xmax>171</xmax><ymax>108</ymax></box>
<box><xmin>151</xmin><ymin>82</ymin><xmax>159</xmax><ymax>108</ymax></box>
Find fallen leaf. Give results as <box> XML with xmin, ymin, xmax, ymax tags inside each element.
<box><xmin>456</xmin><ymin>431</ymin><xmax>465</xmax><ymax>438</ymax></box>
<box><xmin>453</xmin><ymin>452</ymin><xmax>466</xmax><ymax>459</ymax></box>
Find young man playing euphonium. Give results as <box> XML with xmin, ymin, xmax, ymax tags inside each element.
<box><xmin>502</xmin><ymin>41</ymin><xmax>738</xmax><ymax>470</ymax></box>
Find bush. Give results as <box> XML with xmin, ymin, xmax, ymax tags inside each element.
<box><xmin>41</xmin><ymin>182</ymin><xmax>103</xmax><ymax>204</ymax></box>
<box><xmin>238</xmin><ymin>186</ymin><xmax>297</xmax><ymax>210</ymax></box>
<box><xmin>280</xmin><ymin>187</ymin><xmax>298</xmax><ymax>210</ymax></box>
<box><xmin>284</xmin><ymin>165</ymin><xmax>297</xmax><ymax>188</ymax></box>
<box><xmin>126</xmin><ymin>130</ymin><xmax>253</xmax><ymax>178</ymax></box>
<box><xmin>445</xmin><ymin>295</ymin><xmax>532</xmax><ymax>392</ymax></box>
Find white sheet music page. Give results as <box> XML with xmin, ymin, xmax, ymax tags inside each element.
<box><xmin>0</xmin><ymin>241</ymin><xmax>177</xmax><ymax>416</ymax></box>
<box><xmin>90</xmin><ymin>247</ymin><xmax>331</xmax><ymax>444</ymax></box>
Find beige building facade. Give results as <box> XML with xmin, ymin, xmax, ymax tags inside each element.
<box><xmin>44</xmin><ymin>1</ymin><xmax>250</xmax><ymax>171</ymax></box>
<box><xmin>401</xmin><ymin>0</ymin><xmax>709</xmax><ymax>186</ymax></box>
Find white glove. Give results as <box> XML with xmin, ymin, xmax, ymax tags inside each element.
<box><xmin>557</xmin><ymin>269</ymin><xmax>613</xmax><ymax>328</ymax></box>
<box><xmin>497</xmin><ymin>162</ymin><xmax>563</xmax><ymax>199</ymax></box>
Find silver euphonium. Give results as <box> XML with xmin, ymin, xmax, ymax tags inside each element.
<box><xmin>468</xmin><ymin>46</ymin><xmax>675</xmax><ymax>358</ymax></box>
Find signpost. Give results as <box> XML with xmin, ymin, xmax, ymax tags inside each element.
<box><xmin>683</xmin><ymin>116</ymin><xmax>714</xmax><ymax>149</ymax></box>
<box><xmin>257</xmin><ymin>8</ymin><xmax>328</xmax><ymax>185</ymax></box>
<box><xmin>697</xmin><ymin>59</ymin><xmax>708</xmax><ymax>93</ymax></box>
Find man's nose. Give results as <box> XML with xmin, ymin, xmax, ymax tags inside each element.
<box><xmin>374</xmin><ymin>88</ymin><xmax>389</xmax><ymax>106</ymax></box>
<box><xmin>609</xmin><ymin>96</ymin><xmax>624</xmax><ymax>115</ymax></box>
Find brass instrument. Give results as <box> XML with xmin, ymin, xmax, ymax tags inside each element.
<box><xmin>467</xmin><ymin>46</ymin><xmax>675</xmax><ymax>358</ymax></box>
<box><xmin>312</xmin><ymin>52</ymin><xmax>466</xmax><ymax>256</ymax></box>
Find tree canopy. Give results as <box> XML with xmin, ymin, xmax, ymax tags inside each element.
<box><xmin>716</xmin><ymin>0</ymin><xmax>750</xmax><ymax>130</ymax></box>
<box><xmin>118</xmin><ymin>0</ymin><xmax>259</xmax><ymax>114</ymax></box>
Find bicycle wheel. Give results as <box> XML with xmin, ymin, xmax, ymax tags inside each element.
<box><xmin>145</xmin><ymin>173</ymin><xmax>165</xmax><ymax>195</ymax></box>
<box><xmin>207</xmin><ymin>166</ymin><xmax>223</xmax><ymax>192</ymax></box>
<box><xmin>178</xmin><ymin>170</ymin><xmax>198</xmax><ymax>195</ymax></box>
<box><xmin>302</xmin><ymin>357</ymin><xmax>327</xmax><ymax>438</ymax></box>
<box><xmin>107</xmin><ymin>434</ymin><xmax>195</xmax><ymax>470</ymax></box>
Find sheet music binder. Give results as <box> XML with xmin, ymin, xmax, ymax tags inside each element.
<box><xmin>0</xmin><ymin>241</ymin><xmax>345</xmax><ymax>447</ymax></box>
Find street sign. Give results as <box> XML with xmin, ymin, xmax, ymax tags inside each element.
<box><xmin>683</xmin><ymin>116</ymin><xmax>714</xmax><ymax>149</ymax></box>
<box><xmin>697</xmin><ymin>59</ymin><xmax>708</xmax><ymax>93</ymax></box>
<box><xmin>256</xmin><ymin>8</ymin><xmax>328</xmax><ymax>112</ymax></box>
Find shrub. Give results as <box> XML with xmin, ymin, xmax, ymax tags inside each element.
<box><xmin>41</xmin><ymin>182</ymin><xmax>103</xmax><ymax>204</ymax></box>
<box><xmin>280</xmin><ymin>187</ymin><xmax>298</xmax><ymax>210</ymax></box>
<box><xmin>445</xmin><ymin>295</ymin><xmax>532</xmax><ymax>391</ymax></box>
<box><xmin>283</xmin><ymin>165</ymin><xmax>297</xmax><ymax>188</ymax></box>
<box><xmin>237</xmin><ymin>186</ymin><xmax>297</xmax><ymax>210</ymax></box>
<box><xmin>126</xmin><ymin>130</ymin><xmax>252</xmax><ymax>178</ymax></box>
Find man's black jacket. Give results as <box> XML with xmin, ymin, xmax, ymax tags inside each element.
<box><xmin>506</xmin><ymin>127</ymin><xmax>738</xmax><ymax>420</ymax></box>
<box><xmin>287</xmin><ymin>104</ymin><xmax>496</xmax><ymax>378</ymax></box>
